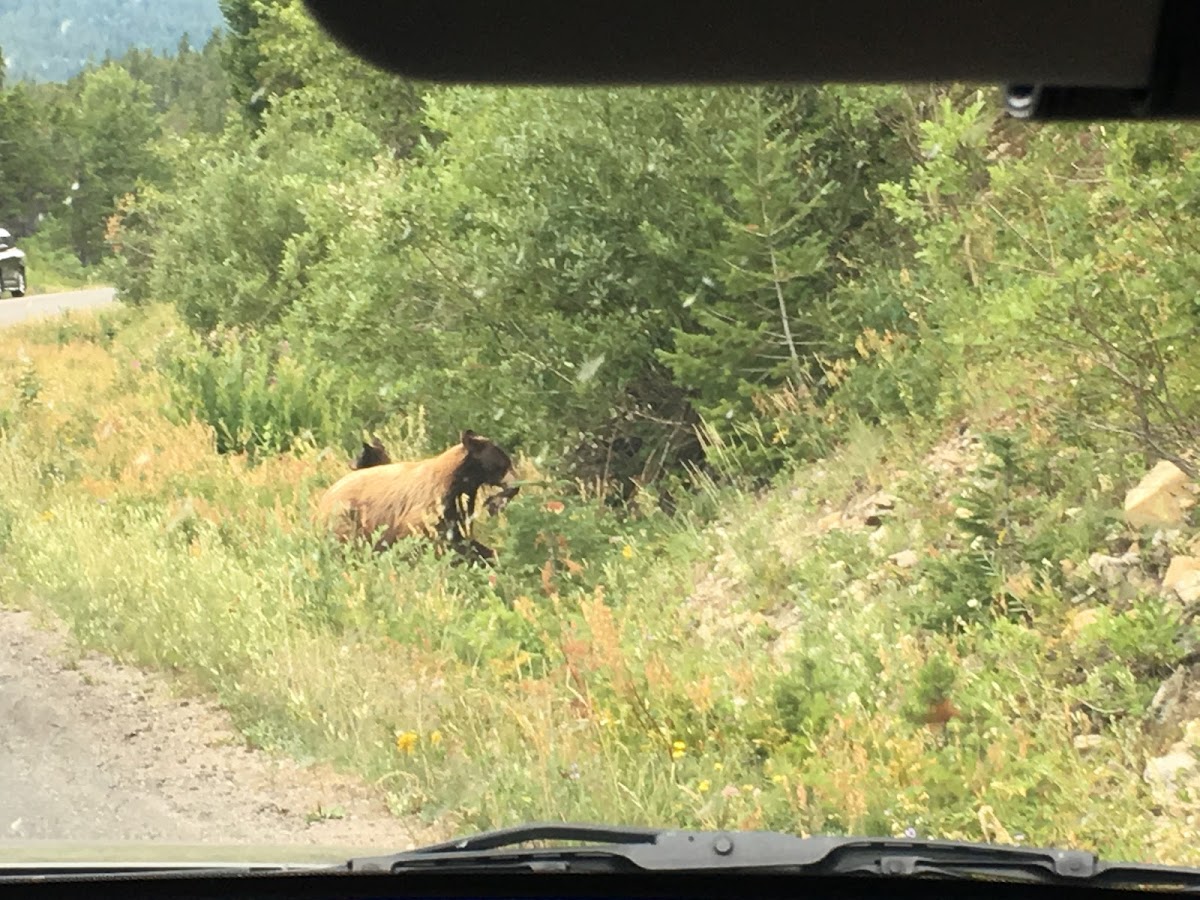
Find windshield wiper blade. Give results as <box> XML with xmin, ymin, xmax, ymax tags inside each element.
<box><xmin>348</xmin><ymin>822</ymin><xmax>663</xmax><ymax>873</ymax></box>
<box><xmin>346</xmin><ymin>822</ymin><xmax>1200</xmax><ymax>890</ymax></box>
<box><xmin>387</xmin><ymin>821</ymin><xmax>664</xmax><ymax>854</ymax></box>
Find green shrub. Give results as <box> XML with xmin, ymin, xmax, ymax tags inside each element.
<box><xmin>1068</xmin><ymin>602</ymin><xmax>1189</xmax><ymax>720</ymax></box>
<box><xmin>830</xmin><ymin>334</ymin><xmax>947</xmax><ymax>425</ymax></box>
<box><xmin>160</xmin><ymin>328</ymin><xmax>385</xmax><ymax>459</ymax></box>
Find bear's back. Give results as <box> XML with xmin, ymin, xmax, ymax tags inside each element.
<box><xmin>316</xmin><ymin>459</ymin><xmax>450</xmax><ymax>541</ymax></box>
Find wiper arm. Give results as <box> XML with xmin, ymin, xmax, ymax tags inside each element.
<box><xmin>346</xmin><ymin>821</ymin><xmax>1200</xmax><ymax>890</ymax></box>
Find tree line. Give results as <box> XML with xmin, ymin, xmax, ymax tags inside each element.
<box><xmin>3</xmin><ymin>0</ymin><xmax>1196</xmax><ymax>497</ymax></box>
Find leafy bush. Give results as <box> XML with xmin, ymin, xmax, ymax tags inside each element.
<box><xmin>916</xmin><ymin>550</ymin><xmax>1004</xmax><ymax>633</ymax></box>
<box><xmin>770</xmin><ymin>649</ymin><xmax>852</xmax><ymax>743</ymax></box>
<box><xmin>17</xmin><ymin>229</ymin><xmax>95</xmax><ymax>292</ymax></box>
<box><xmin>1068</xmin><ymin>603</ymin><xmax>1190</xmax><ymax>722</ymax></box>
<box><xmin>830</xmin><ymin>328</ymin><xmax>948</xmax><ymax>425</ymax></box>
<box><xmin>160</xmin><ymin>327</ymin><xmax>385</xmax><ymax>458</ymax></box>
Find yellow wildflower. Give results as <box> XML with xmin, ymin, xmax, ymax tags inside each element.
<box><xmin>395</xmin><ymin>731</ymin><xmax>418</xmax><ymax>754</ymax></box>
<box><xmin>621</xmin><ymin>545</ymin><xmax>634</xmax><ymax>559</ymax></box>
<box><xmin>671</xmin><ymin>740</ymin><xmax>686</xmax><ymax>759</ymax></box>
<box><xmin>698</xmin><ymin>780</ymin><xmax>711</xmax><ymax>794</ymax></box>
<box><xmin>429</xmin><ymin>730</ymin><xmax>443</xmax><ymax>746</ymax></box>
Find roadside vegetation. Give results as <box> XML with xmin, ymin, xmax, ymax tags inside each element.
<box><xmin>1</xmin><ymin>0</ymin><xmax>1198</xmax><ymax>863</ymax></box>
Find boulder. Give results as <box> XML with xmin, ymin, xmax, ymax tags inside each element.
<box><xmin>1124</xmin><ymin>461</ymin><xmax>1195</xmax><ymax>529</ymax></box>
<box><xmin>1148</xmin><ymin>667</ymin><xmax>1200</xmax><ymax>747</ymax></box>
<box><xmin>1144</xmin><ymin>744</ymin><xmax>1199</xmax><ymax>812</ymax></box>
<box><xmin>888</xmin><ymin>549</ymin><xmax>919</xmax><ymax>569</ymax></box>
<box><xmin>1086</xmin><ymin>551</ymin><xmax>1141</xmax><ymax>586</ymax></box>
<box><xmin>1163</xmin><ymin>556</ymin><xmax>1200</xmax><ymax>604</ymax></box>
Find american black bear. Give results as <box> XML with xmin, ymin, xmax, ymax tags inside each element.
<box><xmin>317</xmin><ymin>430</ymin><xmax>518</xmax><ymax>565</ymax></box>
<box><xmin>351</xmin><ymin>436</ymin><xmax>391</xmax><ymax>470</ymax></box>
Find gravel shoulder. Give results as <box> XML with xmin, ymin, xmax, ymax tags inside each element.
<box><xmin>0</xmin><ymin>605</ymin><xmax>442</xmax><ymax>855</ymax></box>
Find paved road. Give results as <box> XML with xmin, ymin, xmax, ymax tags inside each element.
<box><xmin>0</xmin><ymin>287</ymin><xmax>117</xmax><ymax>327</ymax></box>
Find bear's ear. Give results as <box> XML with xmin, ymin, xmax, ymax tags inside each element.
<box><xmin>461</xmin><ymin>430</ymin><xmax>487</xmax><ymax>451</ymax></box>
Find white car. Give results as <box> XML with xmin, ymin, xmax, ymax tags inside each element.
<box><xmin>0</xmin><ymin>228</ymin><xmax>27</xmax><ymax>298</ymax></box>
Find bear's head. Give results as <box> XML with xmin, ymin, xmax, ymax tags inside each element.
<box><xmin>352</xmin><ymin>437</ymin><xmax>391</xmax><ymax>470</ymax></box>
<box><xmin>460</xmin><ymin>429</ymin><xmax>516</xmax><ymax>488</ymax></box>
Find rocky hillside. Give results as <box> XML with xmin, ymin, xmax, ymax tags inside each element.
<box><xmin>1124</xmin><ymin>463</ymin><xmax>1200</xmax><ymax>836</ymax></box>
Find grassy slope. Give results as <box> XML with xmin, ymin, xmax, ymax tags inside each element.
<box><xmin>0</xmin><ymin>303</ymin><xmax>1196</xmax><ymax>861</ymax></box>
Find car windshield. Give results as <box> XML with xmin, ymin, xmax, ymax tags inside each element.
<box><xmin>0</xmin><ymin>0</ymin><xmax>1198</xmax><ymax>874</ymax></box>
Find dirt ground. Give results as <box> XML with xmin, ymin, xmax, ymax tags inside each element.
<box><xmin>0</xmin><ymin>605</ymin><xmax>445</xmax><ymax>855</ymax></box>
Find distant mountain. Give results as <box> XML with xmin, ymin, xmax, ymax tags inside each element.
<box><xmin>0</xmin><ymin>0</ymin><xmax>225</xmax><ymax>83</ymax></box>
